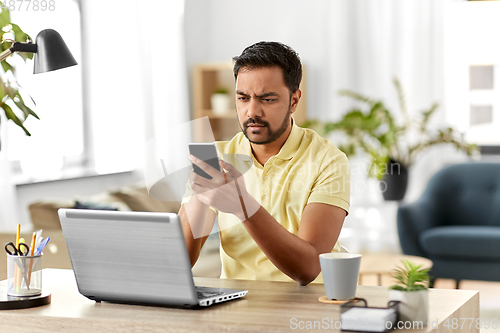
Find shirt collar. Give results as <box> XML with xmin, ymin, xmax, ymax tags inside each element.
<box><xmin>274</xmin><ymin>120</ymin><xmax>301</xmax><ymax>161</ymax></box>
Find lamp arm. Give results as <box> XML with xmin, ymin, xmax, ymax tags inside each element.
<box><xmin>0</xmin><ymin>48</ymin><xmax>13</xmax><ymax>62</ymax></box>
<box><xmin>11</xmin><ymin>42</ymin><xmax>37</xmax><ymax>53</ymax></box>
<box><xmin>0</xmin><ymin>42</ymin><xmax>37</xmax><ymax>63</ymax></box>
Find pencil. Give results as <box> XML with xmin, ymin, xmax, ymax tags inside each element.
<box><xmin>30</xmin><ymin>233</ymin><xmax>36</xmax><ymax>256</ymax></box>
<box><xmin>16</xmin><ymin>224</ymin><xmax>20</xmax><ymax>248</ymax></box>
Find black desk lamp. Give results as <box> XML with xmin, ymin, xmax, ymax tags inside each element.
<box><xmin>0</xmin><ymin>28</ymin><xmax>77</xmax><ymax>73</ymax></box>
<box><xmin>0</xmin><ymin>28</ymin><xmax>77</xmax><ymax>151</ymax></box>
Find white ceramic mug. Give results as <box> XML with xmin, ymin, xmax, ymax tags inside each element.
<box><xmin>319</xmin><ymin>253</ymin><xmax>362</xmax><ymax>300</ymax></box>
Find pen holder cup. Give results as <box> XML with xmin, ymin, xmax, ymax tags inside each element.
<box><xmin>6</xmin><ymin>254</ymin><xmax>42</xmax><ymax>297</ymax></box>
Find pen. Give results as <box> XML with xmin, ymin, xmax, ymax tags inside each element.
<box><xmin>35</xmin><ymin>237</ymin><xmax>50</xmax><ymax>255</ymax></box>
<box><xmin>33</xmin><ymin>229</ymin><xmax>43</xmax><ymax>251</ymax></box>
<box><xmin>15</xmin><ymin>225</ymin><xmax>21</xmax><ymax>292</ymax></box>
<box><xmin>28</xmin><ymin>232</ymin><xmax>37</xmax><ymax>286</ymax></box>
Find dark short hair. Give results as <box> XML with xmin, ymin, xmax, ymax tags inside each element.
<box><xmin>233</xmin><ymin>41</ymin><xmax>302</xmax><ymax>94</ymax></box>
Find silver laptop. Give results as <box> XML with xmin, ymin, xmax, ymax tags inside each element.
<box><xmin>58</xmin><ymin>209</ymin><xmax>247</xmax><ymax>307</ymax></box>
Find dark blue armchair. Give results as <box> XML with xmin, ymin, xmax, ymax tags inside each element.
<box><xmin>397</xmin><ymin>163</ymin><xmax>500</xmax><ymax>286</ymax></box>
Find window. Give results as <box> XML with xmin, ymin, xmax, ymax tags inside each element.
<box><xmin>6</xmin><ymin>0</ymin><xmax>83</xmax><ymax>178</ymax></box>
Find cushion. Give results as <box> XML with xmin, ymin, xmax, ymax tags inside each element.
<box><xmin>109</xmin><ymin>184</ymin><xmax>180</xmax><ymax>213</ymax></box>
<box><xmin>29</xmin><ymin>193</ymin><xmax>130</xmax><ymax>229</ymax></box>
<box><xmin>28</xmin><ymin>184</ymin><xmax>180</xmax><ymax>230</ymax></box>
<box><xmin>74</xmin><ymin>192</ymin><xmax>130</xmax><ymax>211</ymax></box>
<box><xmin>28</xmin><ymin>199</ymin><xmax>74</xmax><ymax>229</ymax></box>
<box><xmin>74</xmin><ymin>201</ymin><xmax>118</xmax><ymax>210</ymax></box>
<box><xmin>425</xmin><ymin>163</ymin><xmax>500</xmax><ymax>227</ymax></box>
<box><xmin>420</xmin><ymin>226</ymin><xmax>500</xmax><ymax>260</ymax></box>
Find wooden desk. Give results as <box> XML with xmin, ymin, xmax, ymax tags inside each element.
<box><xmin>0</xmin><ymin>269</ymin><xmax>478</xmax><ymax>332</ymax></box>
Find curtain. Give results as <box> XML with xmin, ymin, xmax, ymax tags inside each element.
<box><xmin>327</xmin><ymin>0</ymin><xmax>448</xmax><ymax>253</ymax></box>
<box><xmin>327</xmin><ymin>0</ymin><xmax>445</xmax><ymax>123</ymax></box>
<box><xmin>0</xmin><ymin>114</ymin><xmax>19</xmax><ymax>229</ymax></box>
<box><xmin>326</xmin><ymin>0</ymin><xmax>447</xmax><ymax>203</ymax></box>
<box><xmin>136</xmin><ymin>0</ymin><xmax>191</xmax><ymax>202</ymax></box>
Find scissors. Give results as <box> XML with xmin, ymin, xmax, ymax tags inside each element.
<box><xmin>5</xmin><ymin>242</ymin><xmax>30</xmax><ymax>256</ymax></box>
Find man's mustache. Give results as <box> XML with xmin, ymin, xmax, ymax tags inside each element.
<box><xmin>244</xmin><ymin>119</ymin><xmax>269</xmax><ymax>127</ymax></box>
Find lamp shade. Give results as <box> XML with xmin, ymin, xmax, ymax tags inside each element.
<box><xmin>33</xmin><ymin>29</ymin><xmax>77</xmax><ymax>74</ymax></box>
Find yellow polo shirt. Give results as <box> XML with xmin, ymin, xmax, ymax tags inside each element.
<box><xmin>182</xmin><ymin>122</ymin><xmax>350</xmax><ymax>283</ymax></box>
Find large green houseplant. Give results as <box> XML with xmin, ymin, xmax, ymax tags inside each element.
<box><xmin>304</xmin><ymin>78</ymin><xmax>477</xmax><ymax>200</ymax></box>
<box><xmin>0</xmin><ymin>3</ymin><xmax>38</xmax><ymax>150</ymax></box>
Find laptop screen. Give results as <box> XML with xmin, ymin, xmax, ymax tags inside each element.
<box><xmin>59</xmin><ymin>209</ymin><xmax>199</xmax><ymax>306</ymax></box>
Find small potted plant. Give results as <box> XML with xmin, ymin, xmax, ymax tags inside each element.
<box><xmin>211</xmin><ymin>86</ymin><xmax>230</xmax><ymax>116</ymax></box>
<box><xmin>389</xmin><ymin>259</ymin><xmax>431</xmax><ymax>325</ymax></box>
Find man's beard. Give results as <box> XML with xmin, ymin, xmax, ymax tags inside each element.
<box><xmin>240</xmin><ymin>107</ymin><xmax>292</xmax><ymax>145</ymax></box>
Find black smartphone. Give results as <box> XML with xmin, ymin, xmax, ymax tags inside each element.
<box><xmin>189</xmin><ymin>143</ymin><xmax>221</xmax><ymax>179</ymax></box>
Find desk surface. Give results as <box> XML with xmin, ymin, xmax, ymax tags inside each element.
<box><xmin>0</xmin><ymin>269</ymin><xmax>479</xmax><ymax>333</ymax></box>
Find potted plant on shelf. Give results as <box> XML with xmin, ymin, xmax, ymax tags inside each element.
<box><xmin>303</xmin><ymin>78</ymin><xmax>478</xmax><ymax>200</ymax></box>
<box><xmin>210</xmin><ymin>86</ymin><xmax>230</xmax><ymax>116</ymax></box>
<box><xmin>389</xmin><ymin>259</ymin><xmax>431</xmax><ymax>325</ymax></box>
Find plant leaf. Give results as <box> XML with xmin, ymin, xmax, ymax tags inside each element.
<box><xmin>0</xmin><ymin>81</ymin><xmax>5</xmax><ymax>102</ymax></box>
<box><xmin>1</xmin><ymin>59</ymin><xmax>13</xmax><ymax>74</ymax></box>
<box><xmin>389</xmin><ymin>259</ymin><xmax>430</xmax><ymax>291</ymax></box>
<box><xmin>339</xmin><ymin>89</ymin><xmax>377</xmax><ymax>106</ymax></box>
<box><xmin>420</xmin><ymin>102</ymin><xmax>439</xmax><ymax>132</ymax></box>
<box><xmin>14</xmin><ymin>93</ymin><xmax>38</xmax><ymax>119</ymax></box>
<box><xmin>2</xmin><ymin>102</ymin><xmax>31</xmax><ymax>135</ymax></box>
<box><xmin>0</xmin><ymin>3</ymin><xmax>11</xmax><ymax>26</ymax></box>
<box><xmin>389</xmin><ymin>285</ymin><xmax>406</xmax><ymax>291</ymax></box>
<box><xmin>393</xmin><ymin>77</ymin><xmax>410</xmax><ymax>126</ymax></box>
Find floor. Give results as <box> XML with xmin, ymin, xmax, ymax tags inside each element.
<box><xmin>436</xmin><ymin>279</ymin><xmax>500</xmax><ymax>333</ymax></box>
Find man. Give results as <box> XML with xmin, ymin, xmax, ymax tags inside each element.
<box><xmin>179</xmin><ymin>41</ymin><xmax>350</xmax><ymax>286</ymax></box>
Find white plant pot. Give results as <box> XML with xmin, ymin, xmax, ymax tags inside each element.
<box><xmin>389</xmin><ymin>289</ymin><xmax>429</xmax><ymax>325</ymax></box>
<box><xmin>211</xmin><ymin>93</ymin><xmax>230</xmax><ymax>115</ymax></box>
